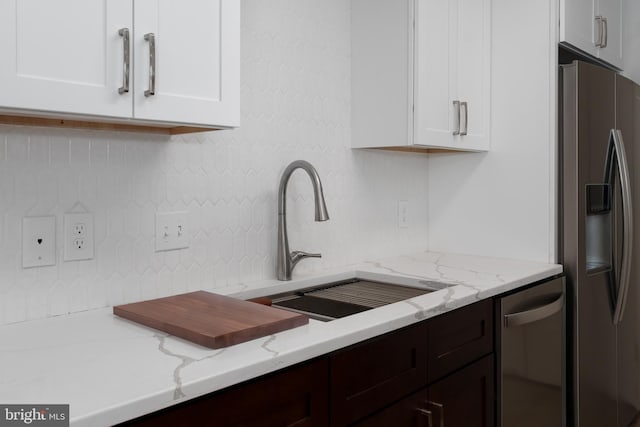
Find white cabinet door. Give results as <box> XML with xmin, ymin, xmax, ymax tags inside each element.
<box><xmin>560</xmin><ymin>0</ymin><xmax>623</xmax><ymax>69</ymax></box>
<box><xmin>414</xmin><ymin>0</ymin><xmax>457</xmax><ymax>148</ymax></box>
<box><xmin>0</xmin><ymin>0</ymin><xmax>132</xmax><ymax>118</ymax></box>
<box><xmin>414</xmin><ymin>0</ymin><xmax>490</xmax><ymax>151</ymax></box>
<box><xmin>560</xmin><ymin>0</ymin><xmax>598</xmax><ymax>57</ymax></box>
<box><xmin>455</xmin><ymin>0</ymin><xmax>490</xmax><ymax>150</ymax></box>
<box><xmin>596</xmin><ymin>0</ymin><xmax>623</xmax><ymax>68</ymax></box>
<box><xmin>133</xmin><ymin>0</ymin><xmax>240</xmax><ymax>127</ymax></box>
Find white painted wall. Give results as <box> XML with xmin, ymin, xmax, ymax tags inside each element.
<box><xmin>0</xmin><ymin>0</ymin><xmax>430</xmax><ymax>325</ymax></box>
<box><xmin>426</xmin><ymin>0</ymin><xmax>558</xmax><ymax>263</ymax></box>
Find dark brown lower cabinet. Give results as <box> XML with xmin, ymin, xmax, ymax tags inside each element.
<box><xmin>428</xmin><ymin>355</ymin><xmax>494</xmax><ymax>427</ymax></box>
<box><xmin>120</xmin><ymin>300</ymin><xmax>495</xmax><ymax>427</ymax></box>
<box><xmin>354</xmin><ymin>355</ymin><xmax>494</xmax><ymax>427</ymax></box>
<box><xmin>330</xmin><ymin>320</ymin><xmax>429</xmax><ymax>426</ymax></box>
<box><xmin>119</xmin><ymin>358</ymin><xmax>329</xmax><ymax>427</ymax></box>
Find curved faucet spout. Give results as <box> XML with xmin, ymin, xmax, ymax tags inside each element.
<box><xmin>277</xmin><ymin>160</ymin><xmax>329</xmax><ymax>281</ymax></box>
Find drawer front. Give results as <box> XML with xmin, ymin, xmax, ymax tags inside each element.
<box><xmin>428</xmin><ymin>299</ymin><xmax>493</xmax><ymax>382</ymax></box>
<box><xmin>352</xmin><ymin>386</ymin><xmax>430</xmax><ymax>427</ymax></box>
<box><xmin>330</xmin><ymin>322</ymin><xmax>429</xmax><ymax>426</ymax></box>
<box><xmin>121</xmin><ymin>358</ymin><xmax>329</xmax><ymax>427</ymax></box>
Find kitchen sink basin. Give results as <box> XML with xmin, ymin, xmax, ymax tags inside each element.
<box><xmin>268</xmin><ymin>279</ymin><xmax>439</xmax><ymax>321</ymax></box>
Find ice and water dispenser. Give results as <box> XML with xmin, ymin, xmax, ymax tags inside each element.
<box><xmin>585</xmin><ymin>184</ymin><xmax>612</xmax><ymax>274</ymax></box>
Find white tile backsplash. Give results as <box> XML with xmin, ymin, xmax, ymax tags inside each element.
<box><xmin>0</xmin><ymin>0</ymin><xmax>430</xmax><ymax>325</ymax></box>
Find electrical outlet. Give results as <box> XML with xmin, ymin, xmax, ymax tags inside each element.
<box><xmin>73</xmin><ymin>223</ymin><xmax>86</xmax><ymax>236</ymax></box>
<box><xmin>74</xmin><ymin>238</ymin><xmax>85</xmax><ymax>249</ymax></box>
<box><xmin>22</xmin><ymin>216</ymin><xmax>56</xmax><ymax>268</ymax></box>
<box><xmin>398</xmin><ymin>200</ymin><xmax>409</xmax><ymax>228</ymax></box>
<box><xmin>155</xmin><ymin>211</ymin><xmax>189</xmax><ymax>251</ymax></box>
<box><xmin>64</xmin><ymin>212</ymin><xmax>94</xmax><ymax>261</ymax></box>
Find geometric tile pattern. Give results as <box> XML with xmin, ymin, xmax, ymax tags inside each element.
<box><xmin>0</xmin><ymin>0</ymin><xmax>429</xmax><ymax>325</ymax></box>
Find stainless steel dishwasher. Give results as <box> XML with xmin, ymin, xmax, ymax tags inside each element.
<box><xmin>497</xmin><ymin>276</ymin><xmax>565</xmax><ymax>427</ymax></box>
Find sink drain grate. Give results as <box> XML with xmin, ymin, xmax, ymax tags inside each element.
<box><xmin>304</xmin><ymin>280</ymin><xmax>429</xmax><ymax>308</ymax></box>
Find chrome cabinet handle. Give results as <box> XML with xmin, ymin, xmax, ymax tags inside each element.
<box><xmin>452</xmin><ymin>100</ymin><xmax>461</xmax><ymax>135</ymax></box>
<box><xmin>602</xmin><ymin>17</ymin><xmax>608</xmax><ymax>48</ymax></box>
<box><xmin>416</xmin><ymin>408</ymin><xmax>433</xmax><ymax>427</ymax></box>
<box><xmin>595</xmin><ymin>16</ymin><xmax>602</xmax><ymax>47</ymax></box>
<box><xmin>118</xmin><ymin>28</ymin><xmax>130</xmax><ymax>94</ymax></box>
<box><xmin>460</xmin><ymin>101</ymin><xmax>468</xmax><ymax>136</ymax></box>
<box><xmin>504</xmin><ymin>293</ymin><xmax>563</xmax><ymax>328</ymax></box>
<box><xmin>607</xmin><ymin>129</ymin><xmax>633</xmax><ymax>324</ymax></box>
<box><xmin>427</xmin><ymin>401</ymin><xmax>445</xmax><ymax>427</ymax></box>
<box><xmin>144</xmin><ymin>33</ymin><xmax>156</xmax><ymax>97</ymax></box>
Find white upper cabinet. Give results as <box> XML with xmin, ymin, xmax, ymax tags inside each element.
<box><xmin>0</xmin><ymin>0</ymin><xmax>133</xmax><ymax>118</ymax></box>
<box><xmin>561</xmin><ymin>0</ymin><xmax>623</xmax><ymax>69</ymax></box>
<box><xmin>0</xmin><ymin>0</ymin><xmax>239</xmax><ymax>131</ymax></box>
<box><xmin>414</xmin><ymin>0</ymin><xmax>491</xmax><ymax>150</ymax></box>
<box><xmin>351</xmin><ymin>0</ymin><xmax>491</xmax><ymax>152</ymax></box>
<box><xmin>133</xmin><ymin>0</ymin><xmax>239</xmax><ymax>127</ymax></box>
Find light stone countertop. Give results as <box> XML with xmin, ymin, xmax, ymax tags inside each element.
<box><xmin>0</xmin><ymin>251</ymin><xmax>562</xmax><ymax>426</ymax></box>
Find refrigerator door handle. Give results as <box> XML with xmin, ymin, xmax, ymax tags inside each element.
<box><xmin>607</xmin><ymin>129</ymin><xmax>634</xmax><ymax>324</ymax></box>
<box><xmin>503</xmin><ymin>293</ymin><xmax>564</xmax><ymax>328</ymax></box>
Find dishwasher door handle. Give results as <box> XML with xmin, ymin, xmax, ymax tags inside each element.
<box><xmin>503</xmin><ymin>293</ymin><xmax>564</xmax><ymax>328</ymax></box>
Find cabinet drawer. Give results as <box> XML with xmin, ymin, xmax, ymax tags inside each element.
<box><xmin>428</xmin><ymin>299</ymin><xmax>493</xmax><ymax>382</ymax></box>
<box><xmin>330</xmin><ymin>322</ymin><xmax>429</xmax><ymax>426</ymax></box>
<box><xmin>120</xmin><ymin>358</ymin><xmax>329</xmax><ymax>427</ymax></box>
<box><xmin>352</xmin><ymin>386</ymin><xmax>430</xmax><ymax>427</ymax></box>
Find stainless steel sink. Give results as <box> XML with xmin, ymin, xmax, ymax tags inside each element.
<box><xmin>268</xmin><ymin>279</ymin><xmax>438</xmax><ymax>321</ymax></box>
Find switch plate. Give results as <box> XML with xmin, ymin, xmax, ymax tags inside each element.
<box><xmin>64</xmin><ymin>212</ymin><xmax>94</xmax><ymax>261</ymax></box>
<box><xmin>155</xmin><ymin>211</ymin><xmax>189</xmax><ymax>251</ymax></box>
<box><xmin>22</xmin><ymin>216</ymin><xmax>56</xmax><ymax>268</ymax></box>
<box><xmin>398</xmin><ymin>200</ymin><xmax>409</xmax><ymax>228</ymax></box>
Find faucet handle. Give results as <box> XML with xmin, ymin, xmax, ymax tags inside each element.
<box><xmin>291</xmin><ymin>251</ymin><xmax>322</xmax><ymax>267</ymax></box>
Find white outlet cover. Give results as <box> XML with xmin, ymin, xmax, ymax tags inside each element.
<box><xmin>22</xmin><ymin>216</ymin><xmax>56</xmax><ymax>268</ymax></box>
<box><xmin>155</xmin><ymin>211</ymin><xmax>189</xmax><ymax>251</ymax></box>
<box><xmin>64</xmin><ymin>212</ymin><xmax>94</xmax><ymax>261</ymax></box>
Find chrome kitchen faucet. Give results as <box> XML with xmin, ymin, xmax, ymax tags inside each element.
<box><xmin>276</xmin><ymin>160</ymin><xmax>329</xmax><ymax>281</ymax></box>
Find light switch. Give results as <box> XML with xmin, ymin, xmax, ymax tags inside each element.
<box><xmin>155</xmin><ymin>211</ymin><xmax>189</xmax><ymax>251</ymax></box>
<box><xmin>22</xmin><ymin>216</ymin><xmax>56</xmax><ymax>268</ymax></box>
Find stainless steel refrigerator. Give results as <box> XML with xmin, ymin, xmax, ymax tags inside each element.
<box><xmin>561</xmin><ymin>60</ymin><xmax>640</xmax><ymax>427</ymax></box>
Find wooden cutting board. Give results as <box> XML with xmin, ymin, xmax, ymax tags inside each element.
<box><xmin>113</xmin><ymin>291</ymin><xmax>308</xmax><ymax>349</ymax></box>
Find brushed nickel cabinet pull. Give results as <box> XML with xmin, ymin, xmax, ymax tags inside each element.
<box><xmin>595</xmin><ymin>16</ymin><xmax>604</xmax><ymax>47</ymax></box>
<box><xmin>601</xmin><ymin>17</ymin><xmax>608</xmax><ymax>48</ymax></box>
<box><xmin>460</xmin><ymin>101</ymin><xmax>468</xmax><ymax>135</ymax></box>
<box><xmin>144</xmin><ymin>33</ymin><xmax>156</xmax><ymax>97</ymax></box>
<box><xmin>118</xmin><ymin>28</ymin><xmax>130</xmax><ymax>94</ymax></box>
<box><xmin>416</xmin><ymin>408</ymin><xmax>433</xmax><ymax>427</ymax></box>
<box><xmin>428</xmin><ymin>401</ymin><xmax>445</xmax><ymax>427</ymax></box>
<box><xmin>452</xmin><ymin>100</ymin><xmax>461</xmax><ymax>135</ymax></box>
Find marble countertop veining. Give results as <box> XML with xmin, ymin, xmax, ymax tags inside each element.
<box><xmin>0</xmin><ymin>251</ymin><xmax>562</xmax><ymax>427</ymax></box>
